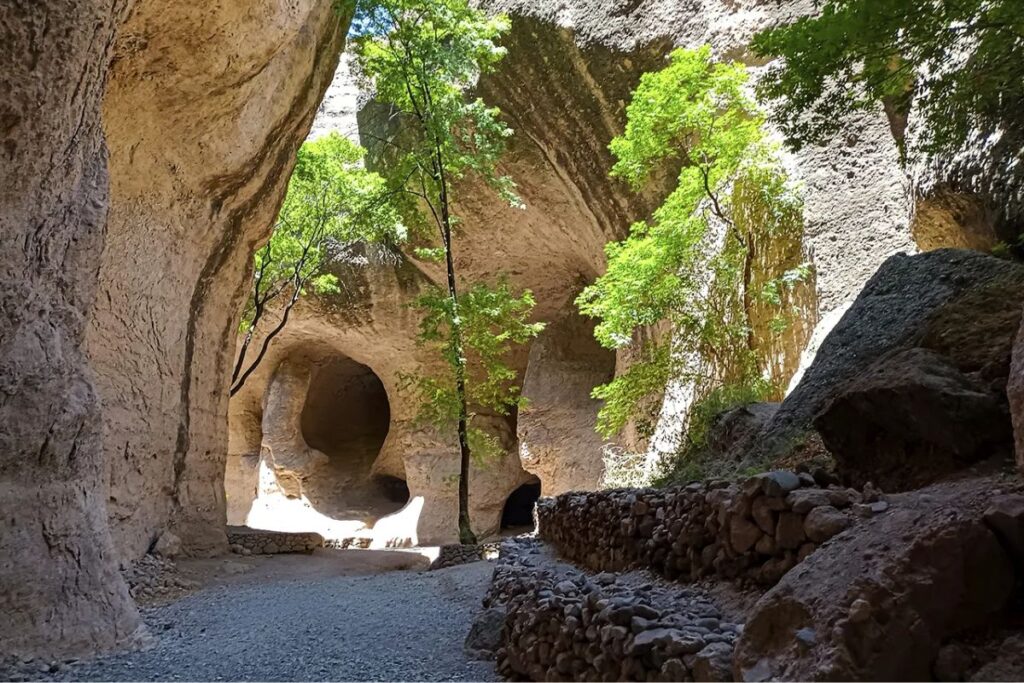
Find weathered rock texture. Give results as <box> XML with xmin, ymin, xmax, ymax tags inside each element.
<box><xmin>817</xmin><ymin>348</ymin><xmax>1013</xmax><ymax>489</ymax></box>
<box><xmin>734</xmin><ymin>479</ymin><xmax>1024</xmax><ymax>681</ymax></box>
<box><xmin>537</xmin><ymin>470</ymin><xmax>877</xmax><ymax>586</ymax></box>
<box><xmin>1011</xmin><ymin>318</ymin><xmax>1024</xmax><ymax>471</ymax></box>
<box><xmin>518</xmin><ymin>312</ymin><xmax>617</xmax><ymax>494</ymax></box>
<box><xmin>2</xmin><ymin>0</ymin><xmax>348</xmax><ymax>659</ymax></box>
<box><xmin>5</xmin><ymin>0</ymin><xmax>1016</xmax><ymax>663</ymax></box>
<box><xmin>478</xmin><ymin>0</ymin><xmax>917</xmax><ymax>459</ymax></box>
<box><xmin>91</xmin><ymin>0</ymin><xmax>349</xmax><ymax>561</ymax></box>
<box><xmin>0</xmin><ymin>0</ymin><xmax>142</xmax><ymax>659</ymax></box>
<box><xmin>258</xmin><ymin>359</ymin><xmax>330</xmax><ymax>498</ymax></box>
<box><xmin>269</xmin><ymin>0</ymin><xmax>933</xmax><ymax>524</ymax></box>
<box><xmin>226</xmin><ymin>265</ymin><xmax>536</xmax><ymax>545</ymax></box>
<box><xmin>746</xmin><ymin>249</ymin><xmax>1024</xmax><ymax>476</ymax></box>
<box><xmin>486</xmin><ymin>541</ymin><xmax>740</xmax><ymax>682</ymax></box>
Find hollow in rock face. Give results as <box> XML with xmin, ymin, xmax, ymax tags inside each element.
<box><xmin>502</xmin><ymin>479</ymin><xmax>542</xmax><ymax>530</ymax></box>
<box><xmin>299</xmin><ymin>355</ymin><xmax>407</xmax><ymax>523</ymax></box>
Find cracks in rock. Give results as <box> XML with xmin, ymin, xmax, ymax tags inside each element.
<box><xmin>169</xmin><ymin>15</ymin><xmax>347</xmax><ymax>528</ymax></box>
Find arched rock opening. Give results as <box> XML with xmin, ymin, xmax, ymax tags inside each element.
<box><xmin>297</xmin><ymin>354</ymin><xmax>405</xmax><ymax>523</ymax></box>
<box><xmin>501</xmin><ymin>478</ymin><xmax>542</xmax><ymax>530</ymax></box>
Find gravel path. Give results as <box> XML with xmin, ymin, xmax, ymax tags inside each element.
<box><xmin>59</xmin><ymin>561</ymin><xmax>498</xmax><ymax>682</ymax></box>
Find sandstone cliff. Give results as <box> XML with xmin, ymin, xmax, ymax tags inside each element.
<box><xmin>1</xmin><ymin>0</ymin><xmax>348</xmax><ymax>660</ymax></box>
<box><xmin>3</xmin><ymin>0</ymin><xmax>1017</xmax><ymax>663</ymax></box>
<box><xmin>228</xmin><ymin>0</ymin><xmax>940</xmax><ymax>536</ymax></box>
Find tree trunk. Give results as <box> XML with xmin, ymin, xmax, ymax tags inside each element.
<box><xmin>444</xmin><ymin>238</ymin><xmax>477</xmax><ymax>545</ymax></box>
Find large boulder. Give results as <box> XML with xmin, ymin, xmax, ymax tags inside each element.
<box><xmin>733</xmin><ymin>480</ymin><xmax>1022</xmax><ymax>681</ymax></box>
<box><xmin>816</xmin><ymin>348</ymin><xmax>1012</xmax><ymax>489</ymax></box>
<box><xmin>745</xmin><ymin>249</ymin><xmax>1024</xmax><ymax>483</ymax></box>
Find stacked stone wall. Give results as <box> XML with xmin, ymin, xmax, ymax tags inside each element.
<box><xmin>538</xmin><ymin>471</ymin><xmax>882</xmax><ymax>585</ymax></box>
<box><xmin>484</xmin><ymin>540</ymin><xmax>739</xmax><ymax>681</ymax></box>
<box><xmin>226</xmin><ymin>527</ymin><xmax>323</xmax><ymax>555</ymax></box>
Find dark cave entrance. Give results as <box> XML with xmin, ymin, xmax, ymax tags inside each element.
<box><xmin>299</xmin><ymin>354</ymin><xmax>407</xmax><ymax>522</ymax></box>
<box><xmin>501</xmin><ymin>477</ymin><xmax>542</xmax><ymax>530</ymax></box>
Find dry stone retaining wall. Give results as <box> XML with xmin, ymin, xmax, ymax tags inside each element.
<box><xmin>538</xmin><ymin>471</ymin><xmax>881</xmax><ymax>585</ymax></box>
<box><xmin>429</xmin><ymin>543</ymin><xmax>502</xmax><ymax>570</ymax></box>
<box><xmin>226</xmin><ymin>527</ymin><xmax>323</xmax><ymax>555</ymax></box>
<box><xmin>484</xmin><ymin>540</ymin><xmax>739</xmax><ymax>681</ymax></box>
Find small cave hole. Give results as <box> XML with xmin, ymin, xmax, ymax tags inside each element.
<box><xmin>299</xmin><ymin>354</ymin><xmax>403</xmax><ymax>524</ymax></box>
<box><xmin>502</xmin><ymin>478</ymin><xmax>542</xmax><ymax>530</ymax></box>
<box><xmin>373</xmin><ymin>474</ymin><xmax>410</xmax><ymax>506</ymax></box>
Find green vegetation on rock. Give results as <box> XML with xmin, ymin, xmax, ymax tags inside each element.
<box><xmin>753</xmin><ymin>0</ymin><xmax>1024</xmax><ymax>159</ymax></box>
<box><xmin>232</xmin><ymin>133</ymin><xmax>403</xmax><ymax>396</ymax></box>
<box><xmin>353</xmin><ymin>0</ymin><xmax>543</xmax><ymax>544</ymax></box>
<box><xmin>577</xmin><ymin>47</ymin><xmax>806</xmax><ymax>451</ymax></box>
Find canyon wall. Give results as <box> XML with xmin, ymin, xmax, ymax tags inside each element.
<box><xmin>1</xmin><ymin>0</ymin><xmax>142</xmax><ymax>659</ymax></box>
<box><xmin>3</xmin><ymin>0</ymin><xmax>1010</xmax><ymax>661</ymax></box>
<box><xmin>91</xmin><ymin>0</ymin><xmax>349</xmax><ymax>562</ymax></box>
<box><xmin>2</xmin><ymin>0</ymin><xmax>348</xmax><ymax>659</ymax></box>
<box><xmin>262</xmin><ymin>0</ymin><xmax>925</xmax><ymax>521</ymax></box>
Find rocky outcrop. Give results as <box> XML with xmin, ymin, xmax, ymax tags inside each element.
<box><xmin>733</xmin><ymin>479</ymin><xmax>1024</xmax><ymax>681</ymax></box>
<box><xmin>817</xmin><ymin>348</ymin><xmax>1013</xmax><ymax>489</ymax></box>
<box><xmin>747</xmin><ymin>249</ymin><xmax>1024</xmax><ymax>473</ymax></box>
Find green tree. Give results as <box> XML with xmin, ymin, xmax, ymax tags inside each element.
<box><xmin>352</xmin><ymin>0</ymin><xmax>542</xmax><ymax>543</ymax></box>
<box><xmin>577</xmin><ymin>47</ymin><xmax>805</xmax><ymax>440</ymax></box>
<box><xmin>752</xmin><ymin>0</ymin><xmax>1024</xmax><ymax>158</ymax></box>
<box><xmin>231</xmin><ymin>132</ymin><xmax>403</xmax><ymax>396</ymax></box>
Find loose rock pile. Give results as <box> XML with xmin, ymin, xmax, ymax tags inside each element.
<box><xmin>539</xmin><ymin>471</ymin><xmax>884</xmax><ymax>585</ymax></box>
<box><xmin>484</xmin><ymin>540</ymin><xmax>740</xmax><ymax>681</ymax></box>
<box><xmin>430</xmin><ymin>542</ymin><xmax>503</xmax><ymax>570</ymax></box>
<box><xmin>122</xmin><ymin>554</ymin><xmax>197</xmax><ymax>605</ymax></box>
<box><xmin>226</xmin><ymin>526</ymin><xmax>322</xmax><ymax>554</ymax></box>
<box><xmin>323</xmin><ymin>537</ymin><xmax>372</xmax><ymax>549</ymax></box>
<box><xmin>0</xmin><ymin>655</ymin><xmax>72</xmax><ymax>682</ymax></box>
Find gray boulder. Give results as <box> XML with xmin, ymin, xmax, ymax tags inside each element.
<box><xmin>743</xmin><ymin>249</ymin><xmax>1024</xmax><ymax>486</ymax></box>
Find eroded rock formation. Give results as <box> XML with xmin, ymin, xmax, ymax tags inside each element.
<box><xmin>1</xmin><ymin>0</ymin><xmax>142</xmax><ymax>659</ymax></box>
<box><xmin>225</xmin><ymin>255</ymin><xmax>536</xmax><ymax>544</ymax></box>
<box><xmin>93</xmin><ymin>0</ymin><xmax>350</xmax><ymax>562</ymax></box>
<box><xmin>2</xmin><ymin>0</ymin><xmax>348</xmax><ymax>659</ymax></box>
<box><xmin>5</xmin><ymin>0</ymin><xmax>1021</xmax><ymax>666</ymax></box>
<box><xmin>742</xmin><ymin>249</ymin><xmax>1024</xmax><ymax>477</ymax></box>
<box><xmin>239</xmin><ymin>0</ymin><xmax>932</xmax><ymax>537</ymax></box>
<box><xmin>735</xmin><ymin>479</ymin><xmax>1024</xmax><ymax>681</ymax></box>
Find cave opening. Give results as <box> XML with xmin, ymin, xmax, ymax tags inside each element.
<box><xmin>501</xmin><ymin>477</ymin><xmax>542</xmax><ymax>530</ymax></box>
<box><xmin>299</xmin><ymin>354</ymin><xmax>407</xmax><ymax>523</ymax></box>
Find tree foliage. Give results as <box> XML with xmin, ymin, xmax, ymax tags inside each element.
<box><xmin>752</xmin><ymin>0</ymin><xmax>1024</xmax><ymax>158</ymax></box>
<box><xmin>577</xmin><ymin>47</ymin><xmax>805</xmax><ymax>439</ymax></box>
<box><xmin>399</xmin><ymin>281</ymin><xmax>544</xmax><ymax>458</ymax></box>
<box><xmin>352</xmin><ymin>0</ymin><xmax>542</xmax><ymax>544</ymax></box>
<box><xmin>232</xmin><ymin>133</ymin><xmax>403</xmax><ymax>395</ymax></box>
